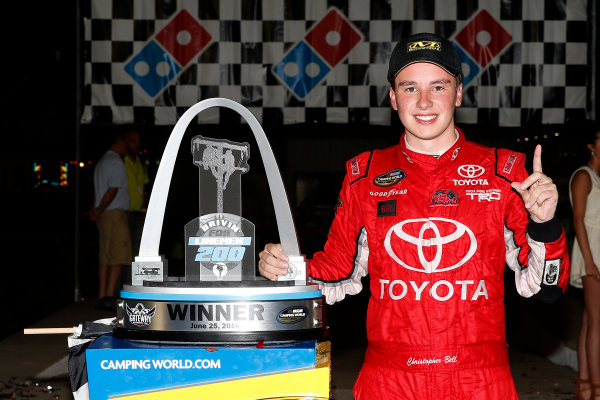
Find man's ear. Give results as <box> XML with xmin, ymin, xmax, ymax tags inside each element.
<box><xmin>455</xmin><ymin>83</ymin><xmax>463</xmax><ymax>107</ymax></box>
<box><xmin>389</xmin><ymin>86</ymin><xmax>398</xmax><ymax>111</ymax></box>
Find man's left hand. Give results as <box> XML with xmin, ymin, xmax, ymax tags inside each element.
<box><xmin>510</xmin><ymin>144</ymin><xmax>558</xmax><ymax>223</ymax></box>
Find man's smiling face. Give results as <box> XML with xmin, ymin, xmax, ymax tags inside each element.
<box><xmin>389</xmin><ymin>62</ymin><xmax>463</xmax><ymax>152</ymax></box>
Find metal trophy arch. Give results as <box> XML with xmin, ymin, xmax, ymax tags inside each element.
<box><xmin>115</xmin><ymin>98</ymin><xmax>324</xmax><ymax>343</ymax></box>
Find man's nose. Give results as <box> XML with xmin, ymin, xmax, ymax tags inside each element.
<box><xmin>417</xmin><ymin>91</ymin><xmax>432</xmax><ymax>109</ymax></box>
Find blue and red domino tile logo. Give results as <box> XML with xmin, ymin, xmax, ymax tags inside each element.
<box><xmin>452</xmin><ymin>10</ymin><xmax>512</xmax><ymax>86</ymax></box>
<box><xmin>124</xmin><ymin>10</ymin><xmax>212</xmax><ymax>98</ymax></box>
<box><xmin>272</xmin><ymin>7</ymin><xmax>362</xmax><ymax>100</ymax></box>
<box><xmin>125</xmin><ymin>8</ymin><xmax>510</xmax><ymax>99</ymax></box>
<box><xmin>273</xmin><ymin>8</ymin><xmax>512</xmax><ymax>98</ymax></box>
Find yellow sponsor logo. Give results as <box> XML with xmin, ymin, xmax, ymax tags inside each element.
<box><xmin>408</xmin><ymin>40</ymin><xmax>441</xmax><ymax>51</ymax></box>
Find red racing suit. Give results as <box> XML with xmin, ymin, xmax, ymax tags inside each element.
<box><xmin>308</xmin><ymin>129</ymin><xmax>570</xmax><ymax>399</ymax></box>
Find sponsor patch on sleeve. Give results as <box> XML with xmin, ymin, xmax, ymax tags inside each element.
<box><xmin>350</xmin><ymin>158</ymin><xmax>360</xmax><ymax>175</ymax></box>
<box><xmin>502</xmin><ymin>154</ymin><xmax>518</xmax><ymax>175</ymax></box>
<box><xmin>542</xmin><ymin>259</ymin><xmax>560</xmax><ymax>286</ymax></box>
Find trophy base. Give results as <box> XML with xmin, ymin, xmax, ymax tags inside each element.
<box><xmin>113</xmin><ymin>327</ymin><xmax>325</xmax><ymax>344</ymax></box>
<box><xmin>115</xmin><ymin>283</ymin><xmax>326</xmax><ymax>343</ymax></box>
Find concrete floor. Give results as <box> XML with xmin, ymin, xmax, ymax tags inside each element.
<box><xmin>0</xmin><ymin>297</ymin><xmax>580</xmax><ymax>400</ymax></box>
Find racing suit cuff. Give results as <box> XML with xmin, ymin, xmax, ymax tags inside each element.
<box><xmin>526</xmin><ymin>216</ymin><xmax>563</xmax><ymax>243</ymax></box>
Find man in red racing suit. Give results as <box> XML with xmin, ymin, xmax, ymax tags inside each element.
<box><xmin>310</xmin><ymin>129</ymin><xmax>569</xmax><ymax>399</ymax></box>
<box><xmin>258</xmin><ymin>32</ymin><xmax>570</xmax><ymax>399</ymax></box>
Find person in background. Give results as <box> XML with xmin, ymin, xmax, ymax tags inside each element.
<box><xmin>124</xmin><ymin>129</ymin><xmax>149</xmax><ymax>256</ymax></box>
<box><xmin>258</xmin><ymin>32</ymin><xmax>570</xmax><ymax>399</ymax></box>
<box><xmin>88</xmin><ymin>133</ymin><xmax>131</xmax><ymax>311</ymax></box>
<box><xmin>570</xmin><ymin>124</ymin><xmax>600</xmax><ymax>400</ymax></box>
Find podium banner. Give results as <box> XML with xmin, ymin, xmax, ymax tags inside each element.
<box><xmin>82</xmin><ymin>0</ymin><xmax>593</xmax><ymax>126</ymax></box>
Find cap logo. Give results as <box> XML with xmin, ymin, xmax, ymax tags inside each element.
<box><xmin>407</xmin><ymin>40</ymin><xmax>441</xmax><ymax>52</ymax></box>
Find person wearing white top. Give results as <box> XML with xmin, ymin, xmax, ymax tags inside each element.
<box><xmin>570</xmin><ymin>125</ymin><xmax>600</xmax><ymax>400</ymax></box>
<box><xmin>88</xmin><ymin>133</ymin><xmax>131</xmax><ymax>311</ymax></box>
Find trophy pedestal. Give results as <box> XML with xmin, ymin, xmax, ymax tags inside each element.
<box><xmin>85</xmin><ymin>334</ymin><xmax>331</xmax><ymax>400</ymax></box>
<box><xmin>115</xmin><ymin>282</ymin><xmax>325</xmax><ymax>343</ymax></box>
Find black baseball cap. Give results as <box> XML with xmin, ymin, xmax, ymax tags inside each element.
<box><xmin>387</xmin><ymin>32</ymin><xmax>463</xmax><ymax>84</ymax></box>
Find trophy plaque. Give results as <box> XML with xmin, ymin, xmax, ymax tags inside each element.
<box><xmin>115</xmin><ymin>98</ymin><xmax>325</xmax><ymax>343</ymax></box>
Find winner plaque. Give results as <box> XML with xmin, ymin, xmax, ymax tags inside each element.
<box><xmin>115</xmin><ymin>98</ymin><xmax>324</xmax><ymax>343</ymax></box>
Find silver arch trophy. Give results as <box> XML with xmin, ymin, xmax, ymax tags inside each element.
<box><xmin>115</xmin><ymin>98</ymin><xmax>324</xmax><ymax>343</ymax></box>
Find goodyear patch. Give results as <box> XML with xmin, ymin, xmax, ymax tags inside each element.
<box><xmin>374</xmin><ymin>168</ymin><xmax>406</xmax><ymax>187</ymax></box>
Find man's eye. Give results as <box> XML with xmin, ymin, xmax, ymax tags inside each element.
<box><xmin>432</xmin><ymin>86</ymin><xmax>445</xmax><ymax>92</ymax></box>
<box><xmin>405</xmin><ymin>87</ymin><xmax>416</xmax><ymax>93</ymax></box>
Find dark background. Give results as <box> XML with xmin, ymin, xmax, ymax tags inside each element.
<box><xmin>0</xmin><ymin>3</ymin><xmax>597</xmax><ymax>359</ymax></box>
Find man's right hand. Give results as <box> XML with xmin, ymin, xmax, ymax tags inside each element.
<box><xmin>258</xmin><ymin>243</ymin><xmax>290</xmax><ymax>281</ymax></box>
<box><xmin>86</xmin><ymin>207</ymin><xmax>100</xmax><ymax>222</ymax></box>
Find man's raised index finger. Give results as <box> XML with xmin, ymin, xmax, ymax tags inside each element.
<box><xmin>533</xmin><ymin>144</ymin><xmax>543</xmax><ymax>173</ymax></box>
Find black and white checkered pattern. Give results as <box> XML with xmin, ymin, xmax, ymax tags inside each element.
<box><xmin>81</xmin><ymin>0</ymin><xmax>593</xmax><ymax>126</ymax></box>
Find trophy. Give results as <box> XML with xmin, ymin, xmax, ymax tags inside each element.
<box><xmin>115</xmin><ymin>98</ymin><xmax>324</xmax><ymax>343</ymax></box>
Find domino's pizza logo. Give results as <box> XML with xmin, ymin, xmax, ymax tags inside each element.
<box><xmin>124</xmin><ymin>9</ymin><xmax>212</xmax><ymax>98</ymax></box>
<box><xmin>451</xmin><ymin>10</ymin><xmax>512</xmax><ymax>87</ymax></box>
<box><xmin>272</xmin><ymin>7</ymin><xmax>362</xmax><ymax>99</ymax></box>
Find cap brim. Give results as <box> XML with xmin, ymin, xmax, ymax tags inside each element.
<box><xmin>391</xmin><ymin>60</ymin><xmax>460</xmax><ymax>83</ymax></box>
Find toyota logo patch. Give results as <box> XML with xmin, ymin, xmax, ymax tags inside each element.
<box><xmin>458</xmin><ymin>164</ymin><xmax>485</xmax><ymax>178</ymax></box>
<box><xmin>384</xmin><ymin>218</ymin><xmax>477</xmax><ymax>273</ymax></box>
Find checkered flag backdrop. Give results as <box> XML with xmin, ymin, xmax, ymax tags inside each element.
<box><xmin>81</xmin><ymin>0</ymin><xmax>594</xmax><ymax>127</ymax></box>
